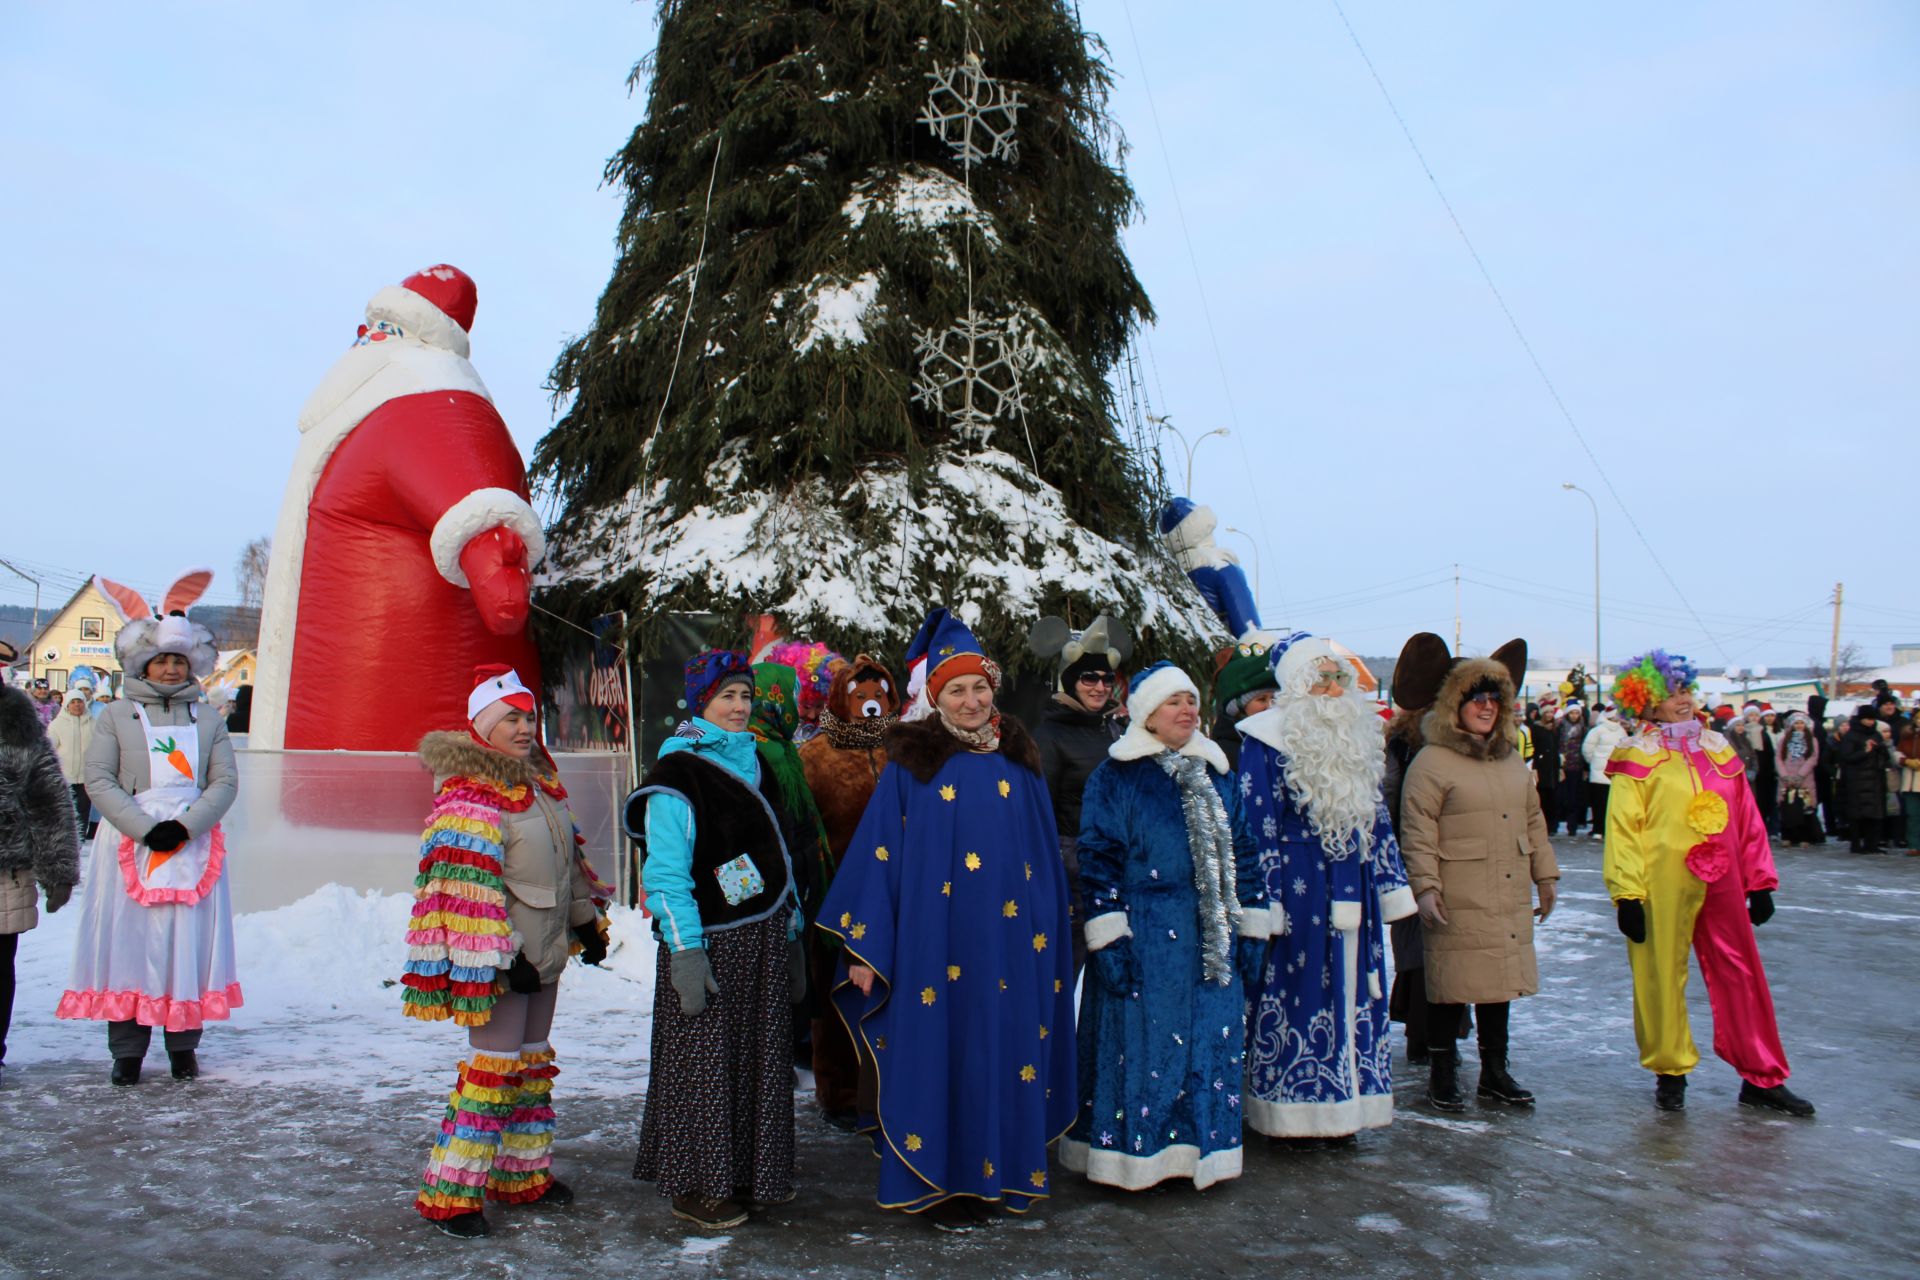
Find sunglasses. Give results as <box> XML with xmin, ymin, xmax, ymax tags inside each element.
<box><xmin>1465</xmin><ymin>691</ymin><xmax>1503</xmax><ymax>706</ymax></box>
<box><xmin>1309</xmin><ymin>667</ymin><xmax>1352</xmax><ymax>688</ymax></box>
<box><xmin>1076</xmin><ymin>672</ymin><xmax>1117</xmax><ymax>687</ymax></box>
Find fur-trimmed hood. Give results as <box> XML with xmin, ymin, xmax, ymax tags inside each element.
<box><xmin>1420</xmin><ymin>657</ymin><xmax>1517</xmax><ymax>762</ymax></box>
<box><xmin>418</xmin><ymin>729</ymin><xmax>552</xmax><ymax>787</ymax></box>
<box><xmin>0</xmin><ymin>685</ymin><xmax>43</xmax><ymax>750</ymax></box>
<box><xmin>885</xmin><ymin>713</ymin><xmax>1042</xmax><ymax>784</ymax></box>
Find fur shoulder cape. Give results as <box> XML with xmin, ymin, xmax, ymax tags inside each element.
<box><xmin>1419</xmin><ymin>658</ymin><xmax>1517</xmax><ymax>763</ymax></box>
<box><xmin>418</xmin><ymin>730</ymin><xmax>565</xmax><ymax>811</ymax></box>
<box><xmin>885</xmin><ymin>713</ymin><xmax>1043</xmax><ymax>784</ymax></box>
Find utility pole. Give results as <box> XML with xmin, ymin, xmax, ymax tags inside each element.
<box><xmin>1828</xmin><ymin>582</ymin><xmax>1844</xmax><ymax>699</ymax></box>
<box><xmin>1453</xmin><ymin>564</ymin><xmax>1462</xmax><ymax>654</ymax></box>
<box><xmin>0</xmin><ymin>558</ymin><xmax>41</xmax><ymax>682</ymax></box>
<box><xmin>1562</xmin><ymin>483</ymin><xmax>1601</xmax><ymax>688</ymax></box>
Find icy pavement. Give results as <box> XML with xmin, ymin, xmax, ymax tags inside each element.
<box><xmin>3</xmin><ymin>839</ymin><xmax>1917</xmax><ymax>1278</ymax></box>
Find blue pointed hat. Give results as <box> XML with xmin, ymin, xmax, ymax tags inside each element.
<box><xmin>918</xmin><ymin>607</ymin><xmax>995</xmax><ymax>697</ymax></box>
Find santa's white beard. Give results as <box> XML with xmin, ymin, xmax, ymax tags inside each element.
<box><xmin>1269</xmin><ymin>687</ymin><xmax>1385</xmax><ymax>857</ymax></box>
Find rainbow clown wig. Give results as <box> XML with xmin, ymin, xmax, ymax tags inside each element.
<box><xmin>1610</xmin><ymin>650</ymin><xmax>1699</xmax><ymax>718</ymax></box>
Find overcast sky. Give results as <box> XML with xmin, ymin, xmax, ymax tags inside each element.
<box><xmin>2</xmin><ymin>2</ymin><xmax>1913</xmax><ymax>669</ymax></box>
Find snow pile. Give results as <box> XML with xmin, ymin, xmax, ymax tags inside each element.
<box><xmin>791</xmin><ymin>272</ymin><xmax>883</xmax><ymax>354</ymax></box>
<box><xmin>7</xmin><ymin>881</ymin><xmax>659</xmax><ymax>1101</ymax></box>
<box><xmin>841</xmin><ymin>164</ymin><xmax>1001</xmax><ymax>245</ymax></box>
<box><xmin>558</xmin><ymin>443</ymin><xmax>1227</xmax><ymax>657</ymax></box>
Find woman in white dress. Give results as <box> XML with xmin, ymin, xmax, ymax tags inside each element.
<box><xmin>58</xmin><ymin>578</ymin><xmax>239</xmax><ymax>1085</ymax></box>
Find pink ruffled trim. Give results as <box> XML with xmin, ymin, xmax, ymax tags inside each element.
<box><xmin>116</xmin><ymin>825</ymin><xmax>227</xmax><ymax>906</ymax></box>
<box><xmin>55</xmin><ymin>982</ymin><xmax>244</xmax><ymax>1031</ymax></box>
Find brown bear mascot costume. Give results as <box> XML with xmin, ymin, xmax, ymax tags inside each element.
<box><xmin>797</xmin><ymin>654</ymin><xmax>902</xmax><ymax>1127</ymax></box>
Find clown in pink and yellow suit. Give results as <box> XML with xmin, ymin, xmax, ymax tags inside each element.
<box><xmin>1600</xmin><ymin>650</ymin><xmax>1813</xmax><ymax>1117</ymax></box>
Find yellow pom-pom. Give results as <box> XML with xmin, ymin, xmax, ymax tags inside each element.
<box><xmin>1687</xmin><ymin>790</ymin><xmax>1730</xmax><ymax>837</ymax></box>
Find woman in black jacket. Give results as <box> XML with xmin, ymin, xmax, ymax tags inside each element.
<box><xmin>1028</xmin><ymin>615</ymin><xmax>1130</xmax><ymax>982</ymax></box>
<box><xmin>1837</xmin><ymin>711</ymin><xmax>1889</xmax><ymax>852</ymax></box>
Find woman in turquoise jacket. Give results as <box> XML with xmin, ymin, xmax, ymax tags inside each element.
<box><xmin>628</xmin><ymin>650</ymin><xmax>803</xmax><ymax>1230</ymax></box>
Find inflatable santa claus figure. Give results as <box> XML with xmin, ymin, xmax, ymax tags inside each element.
<box><xmin>252</xmin><ymin>265</ymin><xmax>544</xmax><ymax>751</ymax></box>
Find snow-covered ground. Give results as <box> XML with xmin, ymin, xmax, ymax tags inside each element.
<box><xmin>7</xmin><ymin>882</ymin><xmax>661</xmax><ymax>1102</ymax></box>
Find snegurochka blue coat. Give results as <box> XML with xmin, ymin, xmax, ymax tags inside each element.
<box><xmin>817</xmin><ymin>715</ymin><xmax>1076</xmax><ymax>1215</ymax></box>
<box><xmin>1237</xmin><ymin>711</ymin><xmax>1417</xmax><ymax>1138</ymax></box>
<box><xmin>1059</xmin><ymin>728</ymin><xmax>1277</xmax><ymax>1190</ymax></box>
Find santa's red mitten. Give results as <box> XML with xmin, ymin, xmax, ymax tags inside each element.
<box><xmin>459</xmin><ymin>526</ymin><xmax>532</xmax><ymax>634</ymax></box>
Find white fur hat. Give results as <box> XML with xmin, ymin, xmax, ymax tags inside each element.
<box><xmin>1271</xmin><ymin>630</ymin><xmax>1339</xmax><ymax>695</ymax></box>
<box><xmin>115</xmin><ymin>613</ymin><xmax>218</xmax><ymax>681</ymax></box>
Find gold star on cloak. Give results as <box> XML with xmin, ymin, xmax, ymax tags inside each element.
<box><xmin>1033</xmin><ymin>932</ymin><xmax>1048</xmax><ymax>952</ymax></box>
<box><xmin>965</xmin><ymin>852</ymin><xmax>981</xmax><ymax>871</ymax></box>
<box><xmin>1002</xmin><ymin>900</ymin><xmax>1019</xmax><ymax>918</ymax></box>
<box><xmin>921</xmin><ymin>987</ymin><xmax>937</xmax><ymax>1005</ymax></box>
<box><xmin>1019</xmin><ymin>1064</ymin><xmax>1037</xmax><ymax>1082</ymax></box>
<box><xmin>906</xmin><ymin>1134</ymin><xmax>923</xmax><ymax>1151</ymax></box>
<box><xmin>939</xmin><ymin>785</ymin><xmax>956</xmax><ymax>801</ymax></box>
<box><xmin>874</xmin><ymin>845</ymin><xmax>889</xmax><ymax>861</ymax></box>
<box><xmin>998</xmin><ymin>779</ymin><xmax>1011</xmax><ymax>798</ymax></box>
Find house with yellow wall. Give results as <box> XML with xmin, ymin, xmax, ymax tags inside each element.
<box><xmin>23</xmin><ymin>580</ymin><xmax>126</xmax><ymax>690</ymax></box>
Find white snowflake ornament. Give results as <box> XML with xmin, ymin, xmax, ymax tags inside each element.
<box><xmin>920</xmin><ymin>52</ymin><xmax>1023</xmax><ymax>167</ymax></box>
<box><xmin>910</xmin><ymin>312</ymin><xmax>1033</xmax><ymax>443</ymax></box>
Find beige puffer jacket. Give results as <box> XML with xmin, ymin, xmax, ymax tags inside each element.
<box><xmin>1399</xmin><ymin>658</ymin><xmax>1559</xmax><ymax>1006</ymax></box>
<box><xmin>419</xmin><ymin>732</ymin><xmax>600</xmax><ymax>983</ymax></box>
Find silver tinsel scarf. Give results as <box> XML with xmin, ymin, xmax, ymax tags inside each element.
<box><xmin>1156</xmin><ymin>749</ymin><xmax>1241</xmax><ymax>986</ymax></box>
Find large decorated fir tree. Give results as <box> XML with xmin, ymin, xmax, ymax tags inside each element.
<box><xmin>534</xmin><ymin>0</ymin><xmax>1223</xmax><ymax>665</ymax></box>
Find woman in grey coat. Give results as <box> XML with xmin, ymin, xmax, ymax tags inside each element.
<box><xmin>57</xmin><ymin>594</ymin><xmax>240</xmax><ymax>1086</ymax></box>
<box><xmin>0</xmin><ymin>685</ymin><xmax>83</xmax><ymax>1075</ymax></box>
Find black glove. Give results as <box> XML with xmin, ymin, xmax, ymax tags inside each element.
<box><xmin>1235</xmin><ymin>937</ymin><xmax>1268</xmax><ymax>994</ymax></box>
<box><xmin>43</xmin><ymin>882</ymin><xmax>73</xmax><ymax>913</ymax></box>
<box><xmin>143</xmin><ymin>820</ymin><xmax>189</xmax><ymax>853</ymax></box>
<box><xmin>1090</xmin><ymin>937</ymin><xmax>1139</xmax><ymax>997</ymax></box>
<box><xmin>1616</xmin><ymin>899</ymin><xmax>1647</xmax><ymax>944</ymax></box>
<box><xmin>506</xmin><ymin>952</ymin><xmax>543</xmax><ymax>994</ymax></box>
<box><xmin>1747</xmin><ymin>889</ymin><xmax>1775</xmax><ymax>927</ymax></box>
<box><xmin>573</xmin><ymin>921</ymin><xmax>608</xmax><ymax>966</ymax></box>
<box><xmin>789</xmin><ymin>939</ymin><xmax>807</xmax><ymax>1004</ymax></box>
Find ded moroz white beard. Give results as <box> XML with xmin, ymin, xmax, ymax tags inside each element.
<box><xmin>1268</xmin><ymin>683</ymin><xmax>1386</xmax><ymax>858</ymax></box>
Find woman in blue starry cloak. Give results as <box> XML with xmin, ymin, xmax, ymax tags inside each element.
<box><xmin>818</xmin><ymin>610</ymin><xmax>1075</xmax><ymax>1230</ymax></box>
<box><xmin>1059</xmin><ymin>662</ymin><xmax>1276</xmax><ymax>1190</ymax></box>
<box><xmin>1236</xmin><ymin>635</ymin><xmax>1417</xmax><ymax>1140</ymax></box>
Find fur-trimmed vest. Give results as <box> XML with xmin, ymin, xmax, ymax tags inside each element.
<box><xmin>629</xmin><ymin>750</ymin><xmax>795</xmax><ymax>933</ymax></box>
<box><xmin>883</xmin><ymin>713</ymin><xmax>1043</xmax><ymax>784</ymax></box>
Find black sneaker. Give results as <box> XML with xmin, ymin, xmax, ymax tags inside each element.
<box><xmin>527</xmin><ymin>1179</ymin><xmax>574</xmax><ymax>1208</ymax></box>
<box><xmin>434</xmin><ymin>1211</ymin><xmax>489</xmax><ymax>1239</ymax></box>
<box><xmin>168</xmin><ymin>1051</ymin><xmax>198</xmax><ymax>1081</ymax></box>
<box><xmin>110</xmin><ymin>1058</ymin><xmax>141</xmax><ymax>1086</ymax></box>
<box><xmin>1655</xmin><ymin>1074</ymin><xmax>1687</xmax><ymax>1112</ymax></box>
<box><xmin>1739</xmin><ymin>1081</ymin><xmax>1815</xmax><ymax>1117</ymax></box>
<box><xmin>672</xmin><ymin>1196</ymin><xmax>749</xmax><ymax>1229</ymax></box>
<box><xmin>927</xmin><ymin>1199</ymin><xmax>982</xmax><ymax>1233</ymax></box>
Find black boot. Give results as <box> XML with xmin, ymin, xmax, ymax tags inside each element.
<box><xmin>1477</xmin><ymin>1056</ymin><xmax>1535</xmax><ymax>1107</ymax></box>
<box><xmin>1655</xmin><ymin>1074</ymin><xmax>1687</xmax><ymax>1112</ymax></box>
<box><xmin>527</xmin><ymin>1179</ymin><xmax>574</xmax><ymax>1208</ymax></box>
<box><xmin>110</xmin><ymin>1057</ymin><xmax>141</xmax><ymax>1086</ymax></box>
<box><xmin>1739</xmin><ymin>1080</ymin><xmax>1815</xmax><ymax>1117</ymax></box>
<box><xmin>1427</xmin><ymin>1050</ymin><xmax>1467</xmax><ymax>1113</ymax></box>
<box><xmin>168</xmin><ymin>1051</ymin><xmax>198</xmax><ymax>1081</ymax></box>
<box><xmin>433</xmin><ymin>1211</ymin><xmax>489</xmax><ymax>1239</ymax></box>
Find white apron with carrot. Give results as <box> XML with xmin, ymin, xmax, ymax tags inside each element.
<box><xmin>56</xmin><ymin>704</ymin><xmax>242</xmax><ymax>1031</ymax></box>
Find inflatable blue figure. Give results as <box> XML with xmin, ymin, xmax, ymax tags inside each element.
<box><xmin>1160</xmin><ymin>498</ymin><xmax>1262</xmax><ymax>640</ymax></box>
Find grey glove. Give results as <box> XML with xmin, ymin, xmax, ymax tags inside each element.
<box><xmin>671</xmin><ymin>947</ymin><xmax>720</xmax><ymax>1017</ymax></box>
<box><xmin>789</xmin><ymin>940</ymin><xmax>807</xmax><ymax>1004</ymax></box>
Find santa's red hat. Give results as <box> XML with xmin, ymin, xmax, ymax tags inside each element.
<box><xmin>363</xmin><ymin>264</ymin><xmax>479</xmax><ymax>357</ymax></box>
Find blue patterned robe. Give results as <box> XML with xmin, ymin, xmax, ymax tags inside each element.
<box><xmin>1061</xmin><ymin>741</ymin><xmax>1275</xmax><ymax>1189</ymax></box>
<box><xmin>1238</xmin><ymin>719</ymin><xmax>1417</xmax><ymax>1137</ymax></box>
<box><xmin>818</xmin><ymin>729</ymin><xmax>1075</xmax><ymax>1214</ymax></box>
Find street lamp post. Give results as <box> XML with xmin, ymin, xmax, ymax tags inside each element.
<box><xmin>1152</xmin><ymin>417</ymin><xmax>1229</xmax><ymax>494</ymax></box>
<box><xmin>1561</xmin><ymin>483</ymin><xmax>1600</xmax><ymax>695</ymax></box>
<box><xmin>1223</xmin><ymin>526</ymin><xmax>1261</xmax><ymax>614</ymax></box>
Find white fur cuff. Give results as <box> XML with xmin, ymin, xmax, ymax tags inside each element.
<box><xmin>1236</xmin><ymin>905</ymin><xmax>1279</xmax><ymax>939</ymax></box>
<box><xmin>1084</xmin><ymin>912</ymin><xmax>1132</xmax><ymax>952</ymax></box>
<box><xmin>1330</xmin><ymin>900</ymin><xmax>1363</xmax><ymax>933</ymax></box>
<box><xmin>430</xmin><ymin>487</ymin><xmax>547</xmax><ymax>587</ymax></box>
<box><xmin>1379</xmin><ymin>885</ymin><xmax>1418</xmax><ymax>924</ymax></box>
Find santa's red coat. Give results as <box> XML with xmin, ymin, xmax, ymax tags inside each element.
<box><xmin>280</xmin><ymin>390</ymin><xmax>540</xmax><ymax>751</ymax></box>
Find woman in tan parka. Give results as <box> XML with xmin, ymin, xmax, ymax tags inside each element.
<box><xmin>1398</xmin><ymin>642</ymin><xmax>1558</xmax><ymax>1114</ymax></box>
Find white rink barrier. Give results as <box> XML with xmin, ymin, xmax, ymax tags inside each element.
<box><xmin>218</xmin><ymin>744</ymin><xmax>631</xmax><ymax>913</ymax></box>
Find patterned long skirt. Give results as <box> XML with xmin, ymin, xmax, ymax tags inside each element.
<box><xmin>634</xmin><ymin>911</ymin><xmax>795</xmax><ymax>1202</ymax></box>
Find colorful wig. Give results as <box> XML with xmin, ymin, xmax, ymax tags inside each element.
<box><xmin>767</xmin><ymin>641</ymin><xmax>842</xmax><ymax>720</ymax></box>
<box><xmin>1609</xmin><ymin>650</ymin><xmax>1699</xmax><ymax>718</ymax></box>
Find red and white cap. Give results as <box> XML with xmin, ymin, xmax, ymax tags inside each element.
<box><xmin>469</xmin><ymin>664</ymin><xmax>535</xmax><ymax>737</ymax></box>
<box><xmin>364</xmin><ymin>264</ymin><xmax>479</xmax><ymax>358</ymax></box>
